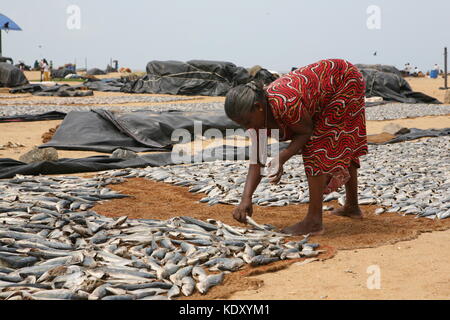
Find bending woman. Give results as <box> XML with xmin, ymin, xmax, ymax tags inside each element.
<box><xmin>224</xmin><ymin>59</ymin><xmax>368</xmax><ymax>235</ymax></box>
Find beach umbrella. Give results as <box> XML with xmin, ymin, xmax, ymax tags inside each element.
<box><xmin>0</xmin><ymin>13</ymin><xmax>22</xmax><ymax>57</ymax></box>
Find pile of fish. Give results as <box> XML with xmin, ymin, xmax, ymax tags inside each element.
<box><xmin>364</xmin><ymin>103</ymin><xmax>450</xmax><ymax>121</ymax></box>
<box><xmin>117</xmin><ymin>136</ymin><xmax>450</xmax><ymax>220</ymax></box>
<box><xmin>0</xmin><ymin>102</ymin><xmax>225</xmax><ymax>118</ymax></box>
<box><xmin>0</xmin><ymin>95</ymin><xmax>194</xmax><ymax>106</ymax></box>
<box><xmin>0</xmin><ymin>175</ymin><xmax>321</xmax><ymax>300</ymax></box>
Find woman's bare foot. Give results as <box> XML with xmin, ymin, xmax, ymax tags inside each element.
<box><xmin>330</xmin><ymin>205</ymin><xmax>363</xmax><ymax>219</ymax></box>
<box><xmin>282</xmin><ymin>220</ymin><xmax>324</xmax><ymax>236</ymax></box>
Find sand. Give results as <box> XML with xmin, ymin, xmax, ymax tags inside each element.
<box><xmin>406</xmin><ymin>76</ymin><xmax>449</xmax><ymax>103</ymax></box>
<box><xmin>366</xmin><ymin>115</ymin><xmax>450</xmax><ymax>134</ymax></box>
<box><xmin>230</xmin><ymin>229</ymin><xmax>450</xmax><ymax>300</ymax></box>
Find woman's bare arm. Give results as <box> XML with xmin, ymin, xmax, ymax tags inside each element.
<box><xmin>278</xmin><ymin>110</ymin><xmax>314</xmax><ymax>164</ymax></box>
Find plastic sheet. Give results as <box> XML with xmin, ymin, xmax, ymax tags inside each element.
<box><xmin>0</xmin><ymin>62</ymin><xmax>28</xmax><ymax>87</ymax></box>
<box><xmin>357</xmin><ymin>65</ymin><xmax>440</xmax><ymax>104</ymax></box>
<box><xmin>0</xmin><ymin>111</ymin><xmax>66</xmax><ymax>123</ymax></box>
<box><xmin>40</xmin><ymin>110</ymin><xmax>241</xmax><ymax>152</ymax></box>
<box><xmin>121</xmin><ymin>60</ymin><xmax>275</xmax><ymax>96</ymax></box>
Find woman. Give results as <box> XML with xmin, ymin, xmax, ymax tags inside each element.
<box><xmin>224</xmin><ymin>59</ymin><xmax>368</xmax><ymax>235</ymax></box>
<box><xmin>42</xmin><ymin>59</ymin><xmax>51</xmax><ymax>82</ymax></box>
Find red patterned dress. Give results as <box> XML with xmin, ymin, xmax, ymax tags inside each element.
<box><xmin>265</xmin><ymin>59</ymin><xmax>368</xmax><ymax>194</ymax></box>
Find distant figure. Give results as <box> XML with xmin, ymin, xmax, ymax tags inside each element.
<box><xmin>413</xmin><ymin>66</ymin><xmax>420</xmax><ymax>77</ymax></box>
<box><xmin>39</xmin><ymin>59</ymin><xmax>44</xmax><ymax>81</ymax></box>
<box><xmin>33</xmin><ymin>60</ymin><xmax>39</xmax><ymax>71</ymax></box>
<box><xmin>41</xmin><ymin>59</ymin><xmax>51</xmax><ymax>81</ymax></box>
<box><xmin>18</xmin><ymin>61</ymin><xmax>26</xmax><ymax>71</ymax></box>
<box><xmin>430</xmin><ymin>64</ymin><xmax>441</xmax><ymax>79</ymax></box>
<box><xmin>402</xmin><ymin>63</ymin><xmax>412</xmax><ymax>77</ymax></box>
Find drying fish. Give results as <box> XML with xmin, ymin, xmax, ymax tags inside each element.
<box><xmin>196</xmin><ymin>273</ymin><xmax>224</xmax><ymax>294</ymax></box>
<box><xmin>250</xmin><ymin>255</ymin><xmax>280</xmax><ymax>267</ymax></box>
<box><xmin>167</xmin><ymin>284</ymin><xmax>180</xmax><ymax>299</ymax></box>
<box><xmin>0</xmin><ymin>172</ymin><xmax>328</xmax><ymax>300</ymax></box>
<box><xmin>181</xmin><ymin>276</ymin><xmax>196</xmax><ymax>296</ymax></box>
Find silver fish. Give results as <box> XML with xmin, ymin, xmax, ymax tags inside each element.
<box><xmin>167</xmin><ymin>284</ymin><xmax>180</xmax><ymax>299</ymax></box>
<box><xmin>250</xmin><ymin>255</ymin><xmax>280</xmax><ymax>267</ymax></box>
<box><xmin>181</xmin><ymin>276</ymin><xmax>196</xmax><ymax>296</ymax></box>
<box><xmin>196</xmin><ymin>273</ymin><xmax>224</xmax><ymax>294</ymax></box>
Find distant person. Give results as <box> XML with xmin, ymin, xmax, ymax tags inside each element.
<box><xmin>413</xmin><ymin>66</ymin><xmax>420</xmax><ymax>77</ymax></box>
<box><xmin>42</xmin><ymin>59</ymin><xmax>51</xmax><ymax>81</ymax></box>
<box><xmin>39</xmin><ymin>59</ymin><xmax>44</xmax><ymax>81</ymax></box>
<box><xmin>33</xmin><ymin>60</ymin><xmax>39</xmax><ymax>71</ymax></box>
<box><xmin>430</xmin><ymin>64</ymin><xmax>441</xmax><ymax>78</ymax></box>
<box><xmin>18</xmin><ymin>61</ymin><xmax>25</xmax><ymax>71</ymax></box>
<box><xmin>225</xmin><ymin>59</ymin><xmax>367</xmax><ymax>235</ymax></box>
<box><xmin>433</xmin><ymin>64</ymin><xmax>442</xmax><ymax>75</ymax></box>
<box><xmin>402</xmin><ymin>63</ymin><xmax>412</xmax><ymax>76</ymax></box>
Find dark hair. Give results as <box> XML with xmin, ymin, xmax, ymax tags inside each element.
<box><xmin>224</xmin><ymin>81</ymin><xmax>265</xmax><ymax>119</ymax></box>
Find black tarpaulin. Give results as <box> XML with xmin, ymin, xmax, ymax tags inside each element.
<box><xmin>355</xmin><ymin>64</ymin><xmax>404</xmax><ymax>77</ymax></box>
<box><xmin>32</xmin><ymin>84</ymin><xmax>93</xmax><ymax>97</ymax></box>
<box><xmin>377</xmin><ymin>128</ymin><xmax>450</xmax><ymax>144</ymax></box>
<box><xmin>0</xmin><ymin>62</ymin><xmax>28</xmax><ymax>87</ymax></box>
<box><xmin>40</xmin><ymin>110</ymin><xmax>242</xmax><ymax>153</ymax></box>
<box><xmin>0</xmin><ymin>155</ymin><xmax>170</xmax><ymax>179</ymax></box>
<box><xmin>51</xmin><ymin>68</ymin><xmax>75</xmax><ymax>79</ymax></box>
<box><xmin>8</xmin><ymin>79</ymin><xmax>123</xmax><ymax>94</ymax></box>
<box><xmin>86</xmin><ymin>68</ymin><xmax>106</xmax><ymax>76</ymax></box>
<box><xmin>0</xmin><ymin>143</ymin><xmax>264</xmax><ymax>179</ymax></box>
<box><xmin>121</xmin><ymin>60</ymin><xmax>275</xmax><ymax>96</ymax></box>
<box><xmin>9</xmin><ymin>83</ymin><xmax>45</xmax><ymax>93</ymax></box>
<box><xmin>356</xmin><ymin>64</ymin><xmax>441</xmax><ymax>104</ymax></box>
<box><xmin>0</xmin><ymin>111</ymin><xmax>66</xmax><ymax>123</ymax></box>
<box><xmin>83</xmin><ymin>78</ymin><xmax>124</xmax><ymax>92</ymax></box>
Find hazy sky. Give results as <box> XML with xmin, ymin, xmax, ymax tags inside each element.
<box><xmin>1</xmin><ymin>0</ymin><xmax>448</xmax><ymax>72</ymax></box>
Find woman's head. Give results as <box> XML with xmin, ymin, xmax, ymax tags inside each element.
<box><xmin>224</xmin><ymin>81</ymin><xmax>266</xmax><ymax>129</ymax></box>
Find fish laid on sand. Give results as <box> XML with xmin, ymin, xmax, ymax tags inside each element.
<box><xmin>116</xmin><ymin>136</ymin><xmax>450</xmax><ymax>221</ymax></box>
<box><xmin>0</xmin><ymin>174</ymin><xmax>322</xmax><ymax>300</ymax></box>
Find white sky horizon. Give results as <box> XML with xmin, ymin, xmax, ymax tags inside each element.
<box><xmin>1</xmin><ymin>0</ymin><xmax>449</xmax><ymax>73</ymax></box>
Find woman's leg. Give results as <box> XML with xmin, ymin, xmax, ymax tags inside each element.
<box><xmin>331</xmin><ymin>162</ymin><xmax>363</xmax><ymax>218</ymax></box>
<box><xmin>282</xmin><ymin>173</ymin><xmax>327</xmax><ymax>235</ymax></box>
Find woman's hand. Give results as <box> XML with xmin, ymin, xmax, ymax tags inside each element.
<box><xmin>232</xmin><ymin>199</ymin><xmax>253</xmax><ymax>223</ymax></box>
<box><xmin>267</xmin><ymin>157</ymin><xmax>284</xmax><ymax>184</ymax></box>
